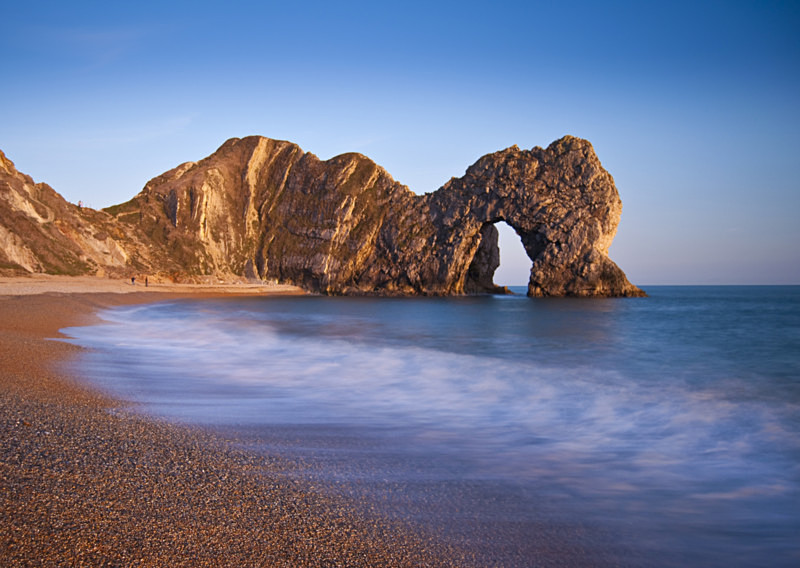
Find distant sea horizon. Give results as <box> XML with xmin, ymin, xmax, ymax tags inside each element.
<box><xmin>63</xmin><ymin>285</ymin><xmax>800</xmax><ymax>567</ymax></box>
<box><xmin>503</xmin><ymin>284</ymin><xmax>800</xmax><ymax>289</ymax></box>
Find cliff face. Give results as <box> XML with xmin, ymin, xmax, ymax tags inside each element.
<box><xmin>105</xmin><ymin>137</ymin><xmax>422</xmax><ymax>291</ymax></box>
<box><xmin>1</xmin><ymin>137</ymin><xmax>644</xmax><ymax>297</ymax></box>
<box><xmin>0</xmin><ymin>150</ymin><xmax>133</xmax><ymax>276</ymax></box>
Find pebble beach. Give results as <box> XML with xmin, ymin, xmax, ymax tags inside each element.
<box><xmin>0</xmin><ymin>276</ymin><xmax>469</xmax><ymax>567</ymax></box>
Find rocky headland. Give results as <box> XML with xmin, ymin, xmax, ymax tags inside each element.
<box><xmin>0</xmin><ymin>136</ymin><xmax>644</xmax><ymax>297</ymax></box>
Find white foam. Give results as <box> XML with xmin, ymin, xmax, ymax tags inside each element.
<box><xmin>63</xmin><ymin>299</ymin><xmax>800</xmax><ymax>514</ymax></box>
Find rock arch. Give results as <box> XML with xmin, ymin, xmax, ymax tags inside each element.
<box><xmin>97</xmin><ymin>135</ymin><xmax>644</xmax><ymax>297</ymax></box>
<box><xmin>422</xmin><ymin>136</ymin><xmax>644</xmax><ymax>296</ymax></box>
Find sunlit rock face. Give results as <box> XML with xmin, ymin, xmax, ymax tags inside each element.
<box><xmin>0</xmin><ymin>150</ymin><xmax>131</xmax><ymax>276</ymax></box>
<box><xmin>423</xmin><ymin>136</ymin><xmax>645</xmax><ymax>297</ymax></box>
<box><xmin>1</xmin><ymin>136</ymin><xmax>643</xmax><ymax>297</ymax></box>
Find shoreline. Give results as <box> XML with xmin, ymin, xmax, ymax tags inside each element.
<box><xmin>0</xmin><ymin>273</ymin><xmax>308</xmax><ymax>297</ymax></box>
<box><xmin>0</xmin><ymin>277</ymin><xmax>463</xmax><ymax>566</ymax></box>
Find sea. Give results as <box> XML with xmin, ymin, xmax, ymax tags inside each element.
<box><xmin>62</xmin><ymin>286</ymin><xmax>800</xmax><ymax>567</ymax></box>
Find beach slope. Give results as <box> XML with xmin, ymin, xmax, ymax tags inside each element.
<box><xmin>0</xmin><ymin>277</ymin><xmax>462</xmax><ymax>567</ymax></box>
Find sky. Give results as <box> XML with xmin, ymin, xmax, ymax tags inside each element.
<box><xmin>2</xmin><ymin>1</ymin><xmax>798</xmax><ymax>285</ymax></box>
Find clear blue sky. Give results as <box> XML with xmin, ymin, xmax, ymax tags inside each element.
<box><xmin>2</xmin><ymin>1</ymin><xmax>798</xmax><ymax>285</ymax></box>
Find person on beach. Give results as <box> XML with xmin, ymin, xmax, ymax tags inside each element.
<box><xmin>145</xmin><ymin>276</ymin><xmax>148</xmax><ymax>287</ymax></box>
<box><xmin>131</xmin><ymin>276</ymin><xmax>135</xmax><ymax>286</ymax></box>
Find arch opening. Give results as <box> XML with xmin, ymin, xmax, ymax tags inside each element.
<box><xmin>464</xmin><ymin>221</ymin><xmax>532</xmax><ymax>295</ymax></box>
<box><xmin>494</xmin><ymin>221</ymin><xmax>532</xmax><ymax>290</ymax></box>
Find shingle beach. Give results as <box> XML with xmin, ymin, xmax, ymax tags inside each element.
<box><xmin>0</xmin><ymin>276</ymin><xmax>468</xmax><ymax>567</ymax></box>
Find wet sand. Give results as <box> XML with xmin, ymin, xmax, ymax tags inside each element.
<box><xmin>0</xmin><ymin>276</ymin><xmax>469</xmax><ymax>566</ymax></box>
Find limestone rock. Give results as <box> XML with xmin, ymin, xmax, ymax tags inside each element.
<box><xmin>0</xmin><ymin>150</ymin><xmax>132</xmax><ymax>276</ymax></box>
<box><xmin>0</xmin><ymin>137</ymin><xmax>644</xmax><ymax>297</ymax></box>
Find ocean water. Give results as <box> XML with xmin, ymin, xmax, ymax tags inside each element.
<box><xmin>62</xmin><ymin>286</ymin><xmax>800</xmax><ymax>566</ymax></box>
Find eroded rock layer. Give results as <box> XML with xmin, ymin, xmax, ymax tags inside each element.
<box><xmin>0</xmin><ymin>150</ymin><xmax>132</xmax><ymax>276</ymax></box>
<box><xmin>0</xmin><ymin>137</ymin><xmax>644</xmax><ymax>296</ymax></box>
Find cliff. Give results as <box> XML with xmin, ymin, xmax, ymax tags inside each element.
<box><xmin>0</xmin><ymin>137</ymin><xmax>644</xmax><ymax>297</ymax></box>
<box><xmin>0</xmin><ymin>150</ymin><xmax>133</xmax><ymax>276</ymax></box>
